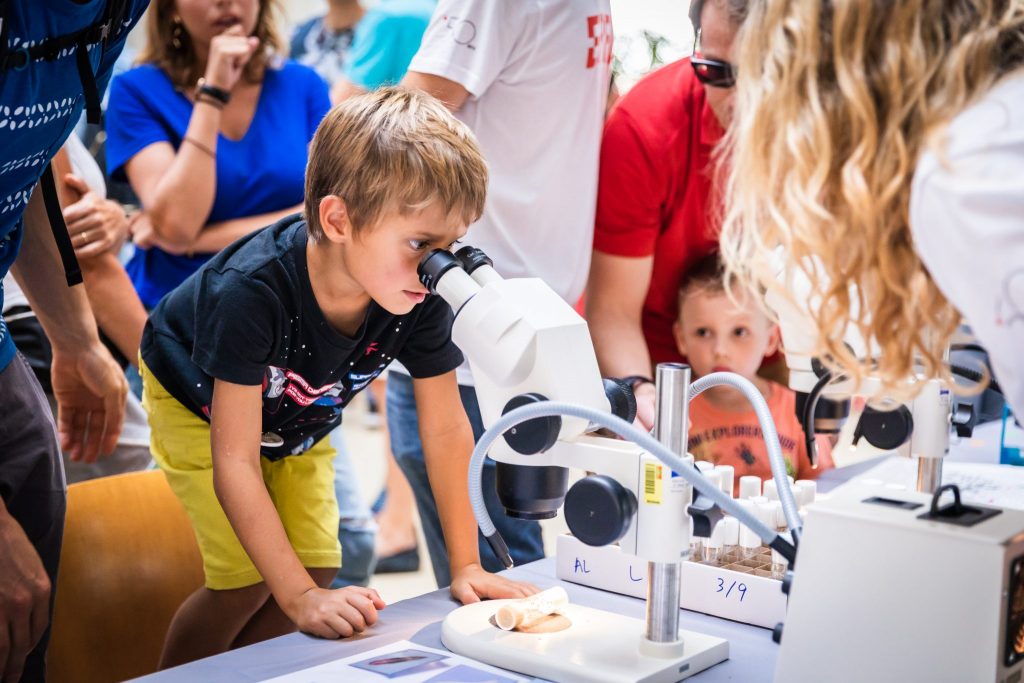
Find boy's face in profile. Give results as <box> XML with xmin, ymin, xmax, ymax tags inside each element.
<box><xmin>343</xmin><ymin>202</ymin><xmax>467</xmax><ymax>315</ymax></box>
<box><xmin>673</xmin><ymin>285</ymin><xmax>780</xmax><ymax>381</ymax></box>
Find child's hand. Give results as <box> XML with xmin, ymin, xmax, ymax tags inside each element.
<box><xmin>291</xmin><ymin>586</ymin><xmax>386</xmax><ymax>639</ymax></box>
<box><xmin>450</xmin><ymin>564</ymin><xmax>540</xmax><ymax>604</ymax></box>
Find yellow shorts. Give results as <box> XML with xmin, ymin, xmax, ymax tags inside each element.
<box><xmin>140</xmin><ymin>361</ymin><xmax>341</xmax><ymax>590</ymax></box>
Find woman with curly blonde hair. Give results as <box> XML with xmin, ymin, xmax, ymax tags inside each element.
<box><xmin>719</xmin><ymin>0</ymin><xmax>1024</xmax><ymax>418</ymax></box>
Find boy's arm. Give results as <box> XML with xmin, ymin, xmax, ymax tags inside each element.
<box><xmin>412</xmin><ymin>371</ymin><xmax>538</xmax><ymax>603</ymax></box>
<box><xmin>211</xmin><ymin>379</ymin><xmax>384</xmax><ymax>637</ymax></box>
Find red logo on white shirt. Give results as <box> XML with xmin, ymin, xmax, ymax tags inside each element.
<box><xmin>587</xmin><ymin>14</ymin><xmax>613</xmax><ymax>69</ymax></box>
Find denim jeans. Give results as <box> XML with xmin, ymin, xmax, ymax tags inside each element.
<box><xmin>386</xmin><ymin>372</ymin><xmax>544</xmax><ymax>588</ymax></box>
<box><xmin>330</xmin><ymin>427</ymin><xmax>377</xmax><ymax>588</ymax></box>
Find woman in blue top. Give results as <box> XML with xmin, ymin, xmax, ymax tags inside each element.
<box><xmin>106</xmin><ymin>0</ymin><xmax>331</xmax><ymax>309</ymax></box>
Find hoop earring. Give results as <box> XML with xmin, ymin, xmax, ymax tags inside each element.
<box><xmin>171</xmin><ymin>17</ymin><xmax>184</xmax><ymax>51</ymax></box>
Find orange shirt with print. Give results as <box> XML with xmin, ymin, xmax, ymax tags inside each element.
<box><xmin>687</xmin><ymin>382</ymin><xmax>834</xmax><ymax>493</ymax></box>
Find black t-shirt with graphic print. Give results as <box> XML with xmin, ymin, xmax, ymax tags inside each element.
<box><xmin>140</xmin><ymin>214</ymin><xmax>463</xmax><ymax>461</ymax></box>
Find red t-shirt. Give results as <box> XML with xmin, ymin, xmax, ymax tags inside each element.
<box><xmin>593</xmin><ymin>59</ymin><xmax>723</xmax><ymax>366</ymax></box>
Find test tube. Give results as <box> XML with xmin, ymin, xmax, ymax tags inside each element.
<box><xmin>767</xmin><ymin>499</ymin><xmax>785</xmax><ymax>531</ymax></box>
<box><xmin>695</xmin><ymin>460</ymin><xmax>715</xmax><ymax>473</ymax></box>
<box><xmin>722</xmin><ymin>516</ymin><xmax>740</xmax><ymax>563</ymax></box>
<box><xmin>738</xmin><ymin>475</ymin><xmax>762</xmax><ymax>499</ymax></box>
<box><xmin>755</xmin><ymin>498</ymin><xmax>777</xmax><ymax>544</ymax></box>
<box><xmin>704</xmin><ymin>519</ymin><xmax>725</xmax><ymax>565</ymax></box>
<box><xmin>736</xmin><ymin>499</ymin><xmax>761</xmax><ymax>559</ymax></box>
<box><xmin>795</xmin><ymin>480</ymin><xmax>817</xmax><ymax>507</ymax></box>
<box><xmin>763</xmin><ymin>479</ymin><xmax>779</xmax><ymax>501</ymax></box>
<box><xmin>771</xmin><ymin>548</ymin><xmax>788</xmax><ymax>581</ymax></box>
<box><xmin>715</xmin><ymin>465</ymin><xmax>735</xmax><ymax>497</ymax></box>
<box><xmin>688</xmin><ymin>516</ymin><xmax>702</xmax><ymax>562</ymax></box>
<box><xmin>702</xmin><ymin>469</ymin><xmax>722</xmax><ymax>495</ymax></box>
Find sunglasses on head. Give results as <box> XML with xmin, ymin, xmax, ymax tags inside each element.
<box><xmin>690</xmin><ymin>30</ymin><xmax>736</xmax><ymax>88</ymax></box>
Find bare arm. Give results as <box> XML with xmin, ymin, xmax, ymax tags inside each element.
<box><xmin>211</xmin><ymin>379</ymin><xmax>384</xmax><ymax>637</ymax></box>
<box><xmin>79</xmin><ymin>255</ymin><xmax>147</xmax><ymax>367</ymax></box>
<box><xmin>586</xmin><ymin>250</ymin><xmax>658</xmax><ymax>428</ymax></box>
<box><xmin>48</xmin><ymin>149</ymin><xmax>146</xmax><ymax>364</ymax></box>
<box><xmin>211</xmin><ymin>380</ymin><xmax>315</xmax><ymax>602</ymax></box>
<box><xmin>414</xmin><ymin>372</ymin><xmax>537</xmax><ymax>603</ymax></box>
<box><xmin>10</xmin><ymin>184</ymin><xmax>127</xmax><ymax>462</ymax></box>
<box><xmin>187</xmin><ymin>203</ymin><xmax>304</xmax><ymax>254</ymax></box>
<box><xmin>124</xmin><ymin>26</ymin><xmax>261</xmax><ymax>250</ymax></box>
<box><xmin>400</xmin><ymin>71</ymin><xmax>470</xmax><ymax>112</ymax></box>
<box><xmin>123</xmin><ymin>105</ymin><xmax>221</xmax><ymax>249</ymax></box>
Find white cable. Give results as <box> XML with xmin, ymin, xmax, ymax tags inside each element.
<box><xmin>689</xmin><ymin>372</ymin><xmax>803</xmax><ymax>535</ymax></box>
<box><xmin>468</xmin><ymin>401</ymin><xmax>788</xmax><ymax>552</ymax></box>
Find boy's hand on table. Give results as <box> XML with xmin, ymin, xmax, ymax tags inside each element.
<box><xmin>450</xmin><ymin>564</ymin><xmax>540</xmax><ymax>604</ymax></box>
<box><xmin>292</xmin><ymin>586</ymin><xmax>386</xmax><ymax>639</ymax></box>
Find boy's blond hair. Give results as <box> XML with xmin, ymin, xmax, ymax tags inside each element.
<box><xmin>304</xmin><ymin>87</ymin><xmax>488</xmax><ymax>240</ymax></box>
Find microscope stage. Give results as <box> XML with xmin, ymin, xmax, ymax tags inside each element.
<box><xmin>441</xmin><ymin>599</ymin><xmax>728</xmax><ymax>682</ymax></box>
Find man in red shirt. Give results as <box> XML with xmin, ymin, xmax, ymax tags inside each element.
<box><xmin>587</xmin><ymin>0</ymin><xmax>747</xmax><ymax>428</ymax></box>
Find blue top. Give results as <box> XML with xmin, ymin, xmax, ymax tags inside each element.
<box><xmin>0</xmin><ymin>0</ymin><xmax>148</xmax><ymax>372</ymax></box>
<box><xmin>345</xmin><ymin>0</ymin><xmax>436</xmax><ymax>90</ymax></box>
<box><xmin>105</xmin><ymin>60</ymin><xmax>331</xmax><ymax>309</ymax></box>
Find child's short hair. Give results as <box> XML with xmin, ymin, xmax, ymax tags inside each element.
<box><xmin>678</xmin><ymin>252</ymin><xmax>727</xmax><ymax>300</ymax></box>
<box><xmin>304</xmin><ymin>87</ymin><xmax>488</xmax><ymax>239</ymax></box>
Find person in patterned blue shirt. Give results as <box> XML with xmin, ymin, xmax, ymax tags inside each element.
<box><xmin>0</xmin><ymin>2</ymin><xmax>149</xmax><ymax>681</ymax></box>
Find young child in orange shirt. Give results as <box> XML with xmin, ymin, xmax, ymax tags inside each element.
<box><xmin>673</xmin><ymin>254</ymin><xmax>834</xmax><ymax>490</ymax></box>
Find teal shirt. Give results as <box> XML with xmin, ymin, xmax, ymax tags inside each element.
<box><xmin>345</xmin><ymin>0</ymin><xmax>437</xmax><ymax>89</ymax></box>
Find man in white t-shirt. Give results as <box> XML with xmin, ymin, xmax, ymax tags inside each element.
<box><xmin>388</xmin><ymin>0</ymin><xmax>613</xmax><ymax>587</ymax></box>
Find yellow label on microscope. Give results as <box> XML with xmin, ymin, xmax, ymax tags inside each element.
<box><xmin>644</xmin><ymin>463</ymin><xmax>663</xmax><ymax>504</ymax></box>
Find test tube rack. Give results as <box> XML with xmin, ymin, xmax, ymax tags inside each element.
<box><xmin>555</xmin><ymin>534</ymin><xmax>787</xmax><ymax>630</ymax></box>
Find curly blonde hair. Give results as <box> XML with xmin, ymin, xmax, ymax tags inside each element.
<box><xmin>719</xmin><ymin>0</ymin><xmax>1024</xmax><ymax>398</ymax></box>
<box><xmin>138</xmin><ymin>0</ymin><xmax>284</xmax><ymax>90</ymax></box>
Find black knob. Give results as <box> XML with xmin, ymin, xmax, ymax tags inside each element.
<box><xmin>454</xmin><ymin>245</ymin><xmax>493</xmax><ymax>275</ymax></box>
<box><xmin>565</xmin><ymin>475</ymin><xmax>637</xmax><ymax>547</ymax></box>
<box><xmin>772</xmin><ymin>622</ymin><xmax>784</xmax><ymax>644</ymax></box>
<box><xmin>603</xmin><ymin>378</ymin><xmax>638</xmax><ymax>424</ymax></box>
<box><xmin>781</xmin><ymin>570</ymin><xmax>794</xmax><ymax>596</ymax></box>
<box><xmin>501</xmin><ymin>393</ymin><xmax>561</xmax><ymax>455</ymax></box>
<box><xmin>853</xmin><ymin>405</ymin><xmax>914</xmax><ymax>451</ymax></box>
<box><xmin>417</xmin><ymin>249</ymin><xmax>461</xmax><ymax>294</ymax></box>
<box><xmin>951</xmin><ymin>402</ymin><xmax>975</xmax><ymax>438</ymax></box>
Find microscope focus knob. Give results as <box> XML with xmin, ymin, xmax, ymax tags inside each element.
<box><xmin>564</xmin><ymin>475</ymin><xmax>637</xmax><ymax>547</ymax></box>
<box><xmin>951</xmin><ymin>401</ymin><xmax>975</xmax><ymax>438</ymax></box>
<box><xmin>853</xmin><ymin>405</ymin><xmax>914</xmax><ymax>451</ymax></box>
<box><xmin>502</xmin><ymin>393</ymin><xmax>561</xmax><ymax>455</ymax></box>
<box><xmin>603</xmin><ymin>378</ymin><xmax>638</xmax><ymax>424</ymax></box>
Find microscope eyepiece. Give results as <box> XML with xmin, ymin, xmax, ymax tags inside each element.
<box><xmin>417</xmin><ymin>249</ymin><xmax>462</xmax><ymax>294</ymax></box>
<box><xmin>454</xmin><ymin>245</ymin><xmax>493</xmax><ymax>275</ymax></box>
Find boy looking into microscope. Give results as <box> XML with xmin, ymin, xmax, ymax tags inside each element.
<box><xmin>139</xmin><ymin>88</ymin><xmax>537</xmax><ymax>667</ymax></box>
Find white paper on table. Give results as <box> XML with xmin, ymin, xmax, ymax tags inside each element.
<box><xmin>854</xmin><ymin>456</ymin><xmax>1024</xmax><ymax>509</ymax></box>
<box><xmin>259</xmin><ymin>639</ymin><xmax>539</xmax><ymax>683</ymax></box>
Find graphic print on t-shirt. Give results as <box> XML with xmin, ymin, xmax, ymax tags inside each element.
<box><xmin>586</xmin><ymin>14</ymin><xmax>613</xmax><ymax>68</ymax></box>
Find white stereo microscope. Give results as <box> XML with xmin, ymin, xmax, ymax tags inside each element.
<box><xmin>766</xmin><ymin>265</ymin><xmax>975</xmax><ymax>493</ymax></box>
<box><xmin>418</xmin><ymin>246</ymin><xmax>1024</xmax><ymax>683</ymax></box>
<box><xmin>419</xmin><ymin>247</ymin><xmax>795</xmax><ymax>682</ymax></box>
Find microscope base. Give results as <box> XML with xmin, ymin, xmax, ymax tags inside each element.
<box><xmin>441</xmin><ymin>599</ymin><xmax>728</xmax><ymax>682</ymax></box>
